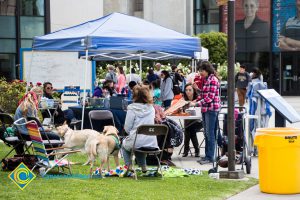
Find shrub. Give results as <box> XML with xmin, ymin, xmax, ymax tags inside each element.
<box><xmin>196</xmin><ymin>32</ymin><xmax>227</xmax><ymax>65</ymax></box>
<box><xmin>0</xmin><ymin>79</ymin><xmax>26</xmax><ymax>114</ymax></box>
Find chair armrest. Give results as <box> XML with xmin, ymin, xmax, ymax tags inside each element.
<box><xmin>47</xmin><ymin>150</ymin><xmax>81</xmax><ymax>156</ymax></box>
<box><xmin>45</xmin><ymin>146</ymin><xmax>72</xmax><ymax>151</ymax></box>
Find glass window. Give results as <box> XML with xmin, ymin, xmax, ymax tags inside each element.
<box><xmin>0</xmin><ymin>39</ymin><xmax>16</xmax><ymax>53</ymax></box>
<box><xmin>0</xmin><ymin>54</ymin><xmax>16</xmax><ymax>81</ymax></box>
<box><xmin>20</xmin><ymin>16</ymin><xmax>44</xmax><ymax>38</ymax></box>
<box><xmin>0</xmin><ymin>16</ymin><xmax>16</xmax><ymax>38</ymax></box>
<box><xmin>0</xmin><ymin>0</ymin><xmax>16</xmax><ymax>16</ymax></box>
<box><xmin>21</xmin><ymin>39</ymin><xmax>33</xmax><ymax>48</ymax></box>
<box><xmin>21</xmin><ymin>0</ymin><xmax>44</xmax><ymax>16</ymax></box>
<box><xmin>194</xmin><ymin>0</ymin><xmax>219</xmax><ymax>34</ymax></box>
<box><xmin>135</xmin><ymin>0</ymin><xmax>143</xmax><ymax>12</ymax></box>
<box><xmin>196</xmin><ymin>24</ymin><xmax>219</xmax><ymax>33</ymax></box>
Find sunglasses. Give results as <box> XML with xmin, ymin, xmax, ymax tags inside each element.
<box><xmin>46</xmin><ymin>87</ymin><xmax>53</xmax><ymax>90</ymax></box>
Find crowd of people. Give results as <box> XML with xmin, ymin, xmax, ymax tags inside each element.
<box><xmin>8</xmin><ymin>60</ymin><xmax>265</xmax><ymax>173</ymax></box>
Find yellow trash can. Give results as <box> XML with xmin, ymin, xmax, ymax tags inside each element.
<box><xmin>254</xmin><ymin>127</ymin><xmax>300</xmax><ymax>194</ymax></box>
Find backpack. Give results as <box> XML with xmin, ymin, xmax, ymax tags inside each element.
<box><xmin>163</xmin><ymin>118</ymin><xmax>183</xmax><ymax>147</ymax></box>
<box><xmin>170</xmin><ymin>72</ymin><xmax>181</xmax><ymax>95</ymax></box>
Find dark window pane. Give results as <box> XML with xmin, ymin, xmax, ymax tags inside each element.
<box><xmin>0</xmin><ymin>39</ymin><xmax>16</xmax><ymax>53</ymax></box>
<box><xmin>21</xmin><ymin>39</ymin><xmax>33</xmax><ymax>48</ymax></box>
<box><xmin>0</xmin><ymin>16</ymin><xmax>16</xmax><ymax>38</ymax></box>
<box><xmin>21</xmin><ymin>0</ymin><xmax>44</xmax><ymax>16</ymax></box>
<box><xmin>0</xmin><ymin>54</ymin><xmax>16</xmax><ymax>81</ymax></box>
<box><xmin>195</xmin><ymin>24</ymin><xmax>219</xmax><ymax>34</ymax></box>
<box><xmin>195</xmin><ymin>0</ymin><xmax>201</xmax><ymax>9</ymax></box>
<box><xmin>20</xmin><ymin>16</ymin><xmax>44</xmax><ymax>38</ymax></box>
<box><xmin>135</xmin><ymin>0</ymin><xmax>143</xmax><ymax>12</ymax></box>
<box><xmin>0</xmin><ymin>0</ymin><xmax>16</xmax><ymax>16</ymax></box>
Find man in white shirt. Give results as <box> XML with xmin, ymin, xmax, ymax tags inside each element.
<box><xmin>126</xmin><ymin>68</ymin><xmax>141</xmax><ymax>84</ymax></box>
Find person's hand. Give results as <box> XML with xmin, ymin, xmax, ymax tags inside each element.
<box><xmin>189</xmin><ymin>101</ymin><xmax>196</xmax><ymax>107</ymax></box>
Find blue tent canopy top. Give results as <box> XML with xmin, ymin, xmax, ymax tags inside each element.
<box><xmin>33</xmin><ymin>12</ymin><xmax>201</xmax><ymax>58</ymax></box>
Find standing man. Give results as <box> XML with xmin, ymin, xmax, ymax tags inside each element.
<box><xmin>235</xmin><ymin>65</ymin><xmax>251</xmax><ymax>108</ymax></box>
<box><xmin>154</xmin><ymin>63</ymin><xmax>162</xmax><ymax>76</ymax></box>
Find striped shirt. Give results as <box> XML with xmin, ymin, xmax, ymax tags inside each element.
<box><xmin>195</xmin><ymin>74</ymin><xmax>221</xmax><ymax>113</ymax></box>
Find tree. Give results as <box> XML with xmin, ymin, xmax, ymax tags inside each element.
<box><xmin>196</xmin><ymin>32</ymin><xmax>227</xmax><ymax>64</ymax></box>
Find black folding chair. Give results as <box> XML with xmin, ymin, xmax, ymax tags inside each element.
<box><xmin>0</xmin><ymin>113</ymin><xmax>30</xmax><ymax>159</ymax></box>
<box><xmin>131</xmin><ymin>124</ymin><xmax>169</xmax><ymax>180</ymax></box>
<box><xmin>89</xmin><ymin>110</ymin><xmax>115</xmax><ymax>132</ymax></box>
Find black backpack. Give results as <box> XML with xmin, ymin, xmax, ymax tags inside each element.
<box><xmin>170</xmin><ymin>73</ymin><xmax>181</xmax><ymax>95</ymax></box>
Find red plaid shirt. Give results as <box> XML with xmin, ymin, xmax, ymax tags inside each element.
<box><xmin>196</xmin><ymin>74</ymin><xmax>221</xmax><ymax>113</ymax></box>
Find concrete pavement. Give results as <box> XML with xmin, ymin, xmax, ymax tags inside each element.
<box><xmin>171</xmin><ymin>96</ymin><xmax>300</xmax><ymax>200</ymax></box>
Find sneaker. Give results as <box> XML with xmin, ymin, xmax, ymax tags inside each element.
<box><xmin>196</xmin><ymin>157</ymin><xmax>207</xmax><ymax>163</ymax></box>
<box><xmin>199</xmin><ymin>159</ymin><xmax>213</xmax><ymax>165</ymax></box>
<box><xmin>161</xmin><ymin>160</ymin><xmax>176</xmax><ymax>167</ymax></box>
<box><xmin>182</xmin><ymin>152</ymin><xmax>188</xmax><ymax>157</ymax></box>
<box><xmin>141</xmin><ymin>165</ymin><xmax>147</xmax><ymax>173</ymax></box>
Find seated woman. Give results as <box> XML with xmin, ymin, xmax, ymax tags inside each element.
<box><xmin>122</xmin><ymin>84</ymin><xmax>158</xmax><ymax>173</ymax></box>
<box><xmin>182</xmin><ymin>83</ymin><xmax>201</xmax><ymax>157</ymax></box>
<box><xmin>14</xmin><ymin>86</ymin><xmax>61</xmax><ymax>153</ymax></box>
<box><xmin>42</xmin><ymin>82</ymin><xmax>74</xmax><ymax>125</ymax></box>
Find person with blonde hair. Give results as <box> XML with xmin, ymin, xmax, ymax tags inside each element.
<box><xmin>122</xmin><ymin>84</ymin><xmax>158</xmax><ymax>173</ymax></box>
<box><xmin>14</xmin><ymin>86</ymin><xmax>61</xmax><ymax>153</ymax></box>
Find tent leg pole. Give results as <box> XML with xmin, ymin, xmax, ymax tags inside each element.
<box><xmin>81</xmin><ymin>49</ymin><xmax>88</xmax><ymax>130</ymax></box>
<box><xmin>129</xmin><ymin>60</ymin><xmax>132</xmax><ymax>82</ymax></box>
<box><xmin>139</xmin><ymin>53</ymin><xmax>142</xmax><ymax>80</ymax></box>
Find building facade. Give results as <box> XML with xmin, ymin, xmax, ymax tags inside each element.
<box><xmin>194</xmin><ymin>0</ymin><xmax>300</xmax><ymax>95</ymax></box>
<box><xmin>0</xmin><ymin>0</ymin><xmax>50</xmax><ymax>81</ymax></box>
<box><xmin>0</xmin><ymin>0</ymin><xmax>193</xmax><ymax>81</ymax></box>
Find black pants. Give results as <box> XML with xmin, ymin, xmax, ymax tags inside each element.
<box><xmin>184</xmin><ymin>120</ymin><xmax>202</xmax><ymax>154</ymax></box>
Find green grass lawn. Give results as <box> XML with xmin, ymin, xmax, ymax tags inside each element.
<box><xmin>0</xmin><ymin>143</ymin><xmax>257</xmax><ymax>200</ymax></box>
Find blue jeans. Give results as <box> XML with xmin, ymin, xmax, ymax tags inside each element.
<box><xmin>202</xmin><ymin>111</ymin><xmax>218</xmax><ymax>161</ymax></box>
<box><xmin>122</xmin><ymin>146</ymin><xmax>146</xmax><ymax>167</ymax></box>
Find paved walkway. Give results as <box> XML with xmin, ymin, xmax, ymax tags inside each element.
<box><xmin>171</xmin><ymin>96</ymin><xmax>300</xmax><ymax>199</ymax></box>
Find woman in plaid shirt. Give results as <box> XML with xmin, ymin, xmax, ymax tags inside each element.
<box><xmin>190</xmin><ymin>61</ymin><xmax>221</xmax><ymax>164</ymax></box>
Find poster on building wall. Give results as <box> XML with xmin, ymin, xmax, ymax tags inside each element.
<box><xmin>235</xmin><ymin>0</ymin><xmax>271</xmax><ymax>52</ymax></box>
<box><xmin>221</xmin><ymin>0</ymin><xmax>271</xmax><ymax>52</ymax></box>
<box><xmin>273</xmin><ymin>0</ymin><xmax>298</xmax><ymax>52</ymax></box>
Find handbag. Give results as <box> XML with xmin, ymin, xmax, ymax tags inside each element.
<box><xmin>1</xmin><ymin>154</ymin><xmax>37</xmax><ymax>171</ymax></box>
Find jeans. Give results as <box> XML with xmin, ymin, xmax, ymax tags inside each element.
<box><xmin>122</xmin><ymin>146</ymin><xmax>146</xmax><ymax>167</ymax></box>
<box><xmin>202</xmin><ymin>111</ymin><xmax>218</xmax><ymax>161</ymax></box>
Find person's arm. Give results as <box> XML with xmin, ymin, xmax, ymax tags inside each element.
<box><xmin>279</xmin><ymin>36</ymin><xmax>298</xmax><ymax>51</ymax></box>
<box><xmin>124</xmin><ymin>109</ymin><xmax>135</xmax><ymax>135</ymax></box>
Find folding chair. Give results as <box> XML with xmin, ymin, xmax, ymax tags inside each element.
<box><xmin>0</xmin><ymin>113</ymin><xmax>30</xmax><ymax>159</ymax></box>
<box><xmin>89</xmin><ymin>110</ymin><xmax>115</xmax><ymax>131</ymax></box>
<box><xmin>131</xmin><ymin>124</ymin><xmax>169</xmax><ymax>180</ymax></box>
<box><xmin>27</xmin><ymin>116</ymin><xmax>64</xmax><ymax>148</ymax></box>
<box><xmin>25</xmin><ymin>120</ymin><xmax>80</xmax><ymax>176</ymax></box>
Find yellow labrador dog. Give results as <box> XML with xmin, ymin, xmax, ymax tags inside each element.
<box><xmin>56</xmin><ymin>123</ymin><xmax>100</xmax><ymax>165</ymax></box>
<box><xmin>85</xmin><ymin>125</ymin><xmax>120</xmax><ymax>176</ymax></box>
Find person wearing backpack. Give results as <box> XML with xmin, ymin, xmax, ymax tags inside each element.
<box><xmin>160</xmin><ymin>70</ymin><xmax>174</xmax><ymax>108</ymax></box>
<box><xmin>170</xmin><ymin>65</ymin><xmax>183</xmax><ymax>95</ymax></box>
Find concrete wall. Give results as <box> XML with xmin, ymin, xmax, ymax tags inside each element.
<box><xmin>144</xmin><ymin>0</ymin><xmax>193</xmax><ymax>34</ymax></box>
<box><xmin>103</xmin><ymin>0</ymin><xmax>134</xmax><ymax>16</ymax></box>
<box><xmin>50</xmin><ymin>0</ymin><xmax>103</xmax><ymax>32</ymax></box>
